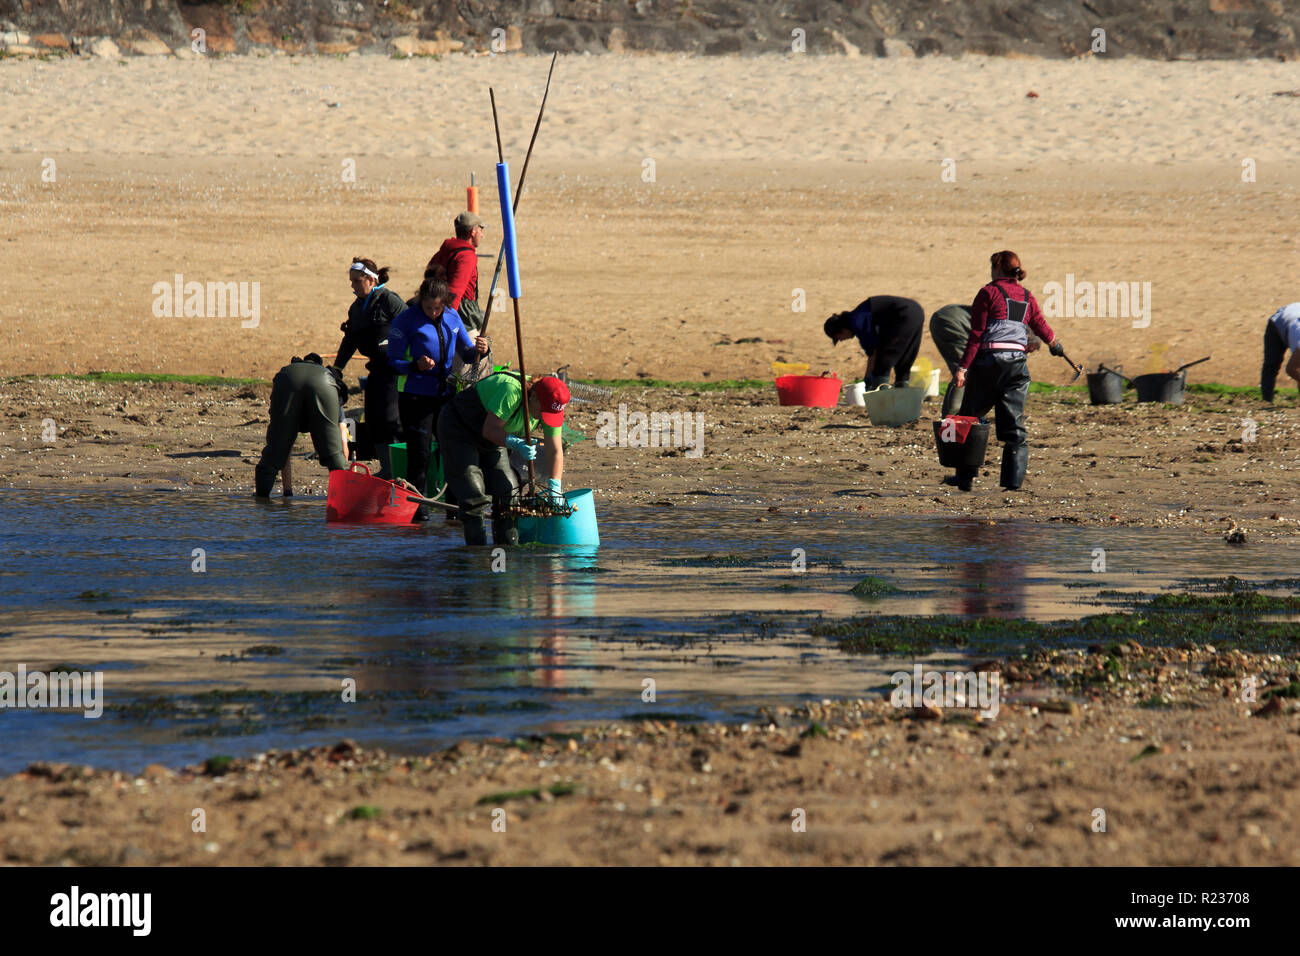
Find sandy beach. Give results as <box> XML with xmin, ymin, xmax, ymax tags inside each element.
<box><xmin>2</xmin><ymin>55</ymin><xmax>1299</xmax><ymax>385</ymax></box>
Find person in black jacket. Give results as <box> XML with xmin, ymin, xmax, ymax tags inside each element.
<box><xmin>824</xmin><ymin>295</ymin><xmax>925</xmax><ymax>388</ymax></box>
<box><xmin>337</xmin><ymin>257</ymin><xmax>407</xmax><ymax>479</ymax></box>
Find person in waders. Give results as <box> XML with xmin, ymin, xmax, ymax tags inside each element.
<box><xmin>387</xmin><ymin>277</ymin><xmax>489</xmax><ymax>522</ymax></box>
<box><xmin>951</xmin><ymin>251</ymin><xmax>1064</xmax><ymax>492</ymax></box>
<box><xmin>1261</xmin><ymin>302</ymin><xmax>1300</xmax><ymax>402</ymax></box>
<box><xmin>253</xmin><ymin>354</ymin><xmax>350</xmax><ymax>498</ymax></box>
<box><xmin>335</xmin><ymin>257</ymin><xmax>407</xmax><ymax>479</ymax></box>
<box><xmin>824</xmin><ymin>296</ymin><xmax>925</xmax><ymax>388</ymax></box>
<box><xmin>436</xmin><ymin>372</ymin><xmax>570</xmax><ymax>546</ymax></box>
<box><xmin>931</xmin><ymin>303</ymin><xmax>1043</xmax><ymax>417</ymax></box>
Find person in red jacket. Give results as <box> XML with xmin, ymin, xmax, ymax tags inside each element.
<box><xmin>950</xmin><ymin>251</ymin><xmax>1064</xmax><ymax>492</ymax></box>
<box><xmin>426</xmin><ymin>211</ymin><xmax>485</xmax><ymax>332</ymax></box>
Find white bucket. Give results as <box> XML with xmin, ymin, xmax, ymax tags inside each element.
<box><xmin>863</xmin><ymin>384</ymin><xmax>925</xmax><ymax>426</ymax></box>
<box><xmin>843</xmin><ymin>381</ymin><xmax>867</xmax><ymax>406</ymax></box>
<box><xmin>925</xmin><ymin>368</ymin><xmax>941</xmax><ymax>400</ymax></box>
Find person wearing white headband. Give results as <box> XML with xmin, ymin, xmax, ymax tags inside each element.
<box><xmin>337</xmin><ymin>256</ymin><xmax>407</xmax><ymax>479</ymax></box>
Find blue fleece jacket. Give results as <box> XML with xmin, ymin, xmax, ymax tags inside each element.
<box><xmin>386</xmin><ymin>304</ymin><xmax>478</xmax><ymax>396</ymax></box>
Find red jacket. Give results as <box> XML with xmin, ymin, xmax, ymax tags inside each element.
<box><xmin>958</xmin><ymin>278</ymin><xmax>1055</xmax><ymax>371</ymax></box>
<box><xmin>425</xmin><ymin>238</ymin><xmax>479</xmax><ymax>310</ymax></box>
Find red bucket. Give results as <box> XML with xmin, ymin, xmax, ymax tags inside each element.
<box><xmin>775</xmin><ymin>374</ymin><xmax>842</xmax><ymax>408</ymax></box>
<box><xmin>325</xmin><ymin>462</ymin><xmax>420</xmax><ymax>524</ymax></box>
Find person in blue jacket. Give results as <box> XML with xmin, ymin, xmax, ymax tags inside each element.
<box><xmin>388</xmin><ymin>276</ymin><xmax>489</xmax><ymax>521</ymax></box>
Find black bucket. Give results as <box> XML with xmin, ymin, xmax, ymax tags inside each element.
<box><xmin>1086</xmin><ymin>365</ymin><xmax>1125</xmax><ymax>405</ymax></box>
<box><xmin>933</xmin><ymin>421</ymin><xmax>990</xmax><ymax>470</ymax></box>
<box><xmin>1133</xmin><ymin>370</ymin><xmax>1186</xmax><ymax>405</ymax></box>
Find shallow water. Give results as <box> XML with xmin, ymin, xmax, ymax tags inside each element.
<box><xmin>0</xmin><ymin>490</ymin><xmax>1294</xmax><ymax>774</ymax></box>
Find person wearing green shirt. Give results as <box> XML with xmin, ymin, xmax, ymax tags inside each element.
<box><xmin>435</xmin><ymin>371</ymin><xmax>571</xmax><ymax>546</ymax></box>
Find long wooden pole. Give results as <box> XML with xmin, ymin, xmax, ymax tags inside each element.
<box><xmin>488</xmin><ymin>87</ymin><xmax>535</xmax><ymax>494</ymax></box>
<box><xmin>480</xmin><ymin>52</ymin><xmax>557</xmax><ymax>338</ymax></box>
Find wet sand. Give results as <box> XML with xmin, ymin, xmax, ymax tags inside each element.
<box><xmin>2</xmin><ymin>377</ymin><xmax>1298</xmax><ymax>535</ymax></box>
<box><xmin>3</xmin><ymin>641</ymin><xmax>1298</xmax><ymax>866</ymax></box>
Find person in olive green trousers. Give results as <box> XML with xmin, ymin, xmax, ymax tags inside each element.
<box><xmin>254</xmin><ymin>354</ymin><xmax>350</xmax><ymax>498</ymax></box>
<box><xmin>929</xmin><ymin>304</ymin><xmax>972</xmax><ymax>418</ymax></box>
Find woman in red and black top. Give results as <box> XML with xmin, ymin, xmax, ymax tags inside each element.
<box><xmin>951</xmin><ymin>251</ymin><xmax>1065</xmax><ymax>492</ymax></box>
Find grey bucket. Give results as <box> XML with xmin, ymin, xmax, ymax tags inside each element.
<box><xmin>1087</xmin><ymin>365</ymin><xmax>1126</xmax><ymax>405</ymax></box>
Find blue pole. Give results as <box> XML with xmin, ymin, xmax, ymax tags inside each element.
<box><xmin>496</xmin><ymin>161</ymin><xmax>522</xmax><ymax>299</ymax></box>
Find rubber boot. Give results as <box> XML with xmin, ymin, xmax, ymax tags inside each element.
<box><xmin>955</xmin><ymin>466</ymin><xmax>977</xmax><ymax>492</ymax></box>
<box><xmin>462</xmin><ymin>516</ymin><xmax>488</xmax><ymax>546</ymax></box>
<box><xmin>1000</xmin><ymin>444</ymin><xmax>1028</xmax><ymax>491</ymax></box>
<box><xmin>374</xmin><ymin>442</ymin><xmax>394</xmax><ymax>481</ymax></box>
<box><xmin>492</xmin><ymin>517</ymin><xmax>519</xmax><ymax>547</ymax></box>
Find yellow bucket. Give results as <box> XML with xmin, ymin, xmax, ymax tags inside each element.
<box><xmin>771</xmin><ymin>361</ymin><xmax>810</xmax><ymax>377</ymax></box>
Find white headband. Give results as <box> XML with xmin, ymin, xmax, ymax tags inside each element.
<box><xmin>350</xmin><ymin>262</ymin><xmax>379</xmax><ymax>280</ymax></box>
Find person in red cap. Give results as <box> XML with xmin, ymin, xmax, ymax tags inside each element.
<box><xmin>435</xmin><ymin>370</ymin><xmax>570</xmax><ymax>546</ymax></box>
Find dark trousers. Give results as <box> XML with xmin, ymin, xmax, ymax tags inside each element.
<box><xmin>1262</xmin><ymin>318</ymin><xmax>1288</xmax><ymax>402</ymax></box>
<box><xmin>398</xmin><ymin>392</ymin><xmax>444</xmax><ymax>497</ymax></box>
<box><xmin>364</xmin><ymin>363</ymin><xmax>401</xmax><ymax>449</ymax></box>
<box><xmin>957</xmin><ymin>351</ymin><xmax>1030</xmax><ymax>489</ymax></box>
<box><xmin>868</xmin><ymin>302</ymin><xmax>925</xmax><ymax>388</ymax></box>
<box><xmin>437</xmin><ymin>399</ymin><xmax>519</xmax><ymax>546</ymax></box>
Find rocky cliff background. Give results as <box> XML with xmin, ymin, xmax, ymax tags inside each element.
<box><xmin>1</xmin><ymin>0</ymin><xmax>1297</xmax><ymax>59</ymax></box>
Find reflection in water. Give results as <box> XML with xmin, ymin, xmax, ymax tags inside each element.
<box><xmin>953</xmin><ymin>521</ymin><xmax>1029</xmax><ymax>618</ymax></box>
<box><xmin>0</xmin><ymin>490</ymin><xmax>1294</xmax><ymax>773</ymax></box>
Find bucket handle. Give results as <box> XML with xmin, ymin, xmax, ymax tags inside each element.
<box><xmin>1097</xmin><ymin>364</ymin><xmax>1133</xmax><ymax>386</ymax></box>
<box><xmin>1173</xmin><ymin>356</ymin><xmax>1211</xmax><ymax>374</ymax></box>
<box><xmin>349</xmin><ymin>461</ymin><xmax>371</xmax><ymax>476</ymax></box>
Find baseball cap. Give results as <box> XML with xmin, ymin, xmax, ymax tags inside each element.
<box><xmin>531</xmin><ymin>376</ymin><xmax>571</xmax><ymax>428</ymax></box>
<box><xmin>455</xmin><ymin>211</ymin><xmax>484</xmax><ymax>232</ymax></box>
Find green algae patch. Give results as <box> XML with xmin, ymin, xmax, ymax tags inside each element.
<box><xmin>476</xmin><ymin>782</ymin><xmax>576</xmax><ymax>805</ymax></box>
<box><xmin>849</xmin><ymin>576</ymin><xmax>903</xmax><ymax>598</ymax></box>
<box><xmin>821</xmin><ymin>594</ymin><xmax>1300</xmax><ymax>656</ymax></box>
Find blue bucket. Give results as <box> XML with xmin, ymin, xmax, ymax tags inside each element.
<box><xmin>517</xmin><ymin>488</ymin><xmax>600</xmax><ymax>547</ymax></box>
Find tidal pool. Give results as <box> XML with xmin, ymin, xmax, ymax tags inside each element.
<box><xmin>0</xmin><ymin>489</ymin><xmax>1293</xmax><ymax>773</ymax></box>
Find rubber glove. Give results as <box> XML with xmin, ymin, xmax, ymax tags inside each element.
<box><xmin>1049</xmin><ymin>340</ymin><xmax>1065</xmax><ymax>357</ymax></box>
<box><xmin>506</xmin><ymin>435</ymin><xmax>537</xmax><ymax>461</ymax></box>
<box><xmin>542</xmin><ymin>478</ymin><xmax>564</xmax><ymax>503</ymax></box>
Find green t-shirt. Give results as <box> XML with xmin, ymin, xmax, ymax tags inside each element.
<box><xmin>475</xmin><ymin>373</ymin><xmax>562</xmax><ymax>441</ymax></box>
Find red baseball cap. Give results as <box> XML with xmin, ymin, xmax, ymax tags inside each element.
<box><xmin>531</xmin><ymin>376</ymin><xmax>570</xmax><ymax>427</ymax></box>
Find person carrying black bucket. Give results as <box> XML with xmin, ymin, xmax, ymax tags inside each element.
<box><xmin>824</xmin><ymin>296</ymin><xmax>924</xmax><ymax>388</ymax></box>
<box><xmin>1261</xmin><ymin>302</ymin><xmax>1300</xmax><ymax>402</ymax></box>
<box><xmin>335</xmin><ymin>257</ymin><xmax>407</xmax><ymax>480</ymax></box>
<box><xmin>436</xmin><ymin>372</ymin><xmax>571</xmax><ymax>546</ymax></box>
<box><xmin>253</xmin><ymin>354</ymin><xmax>350</xmax><ymax>498</ymax></box>
<box><xmin>950</xmin><ymin>251</ymin><xmax>1064</xmax><ymax>492</ymax></box>
<box><xmin>387</xmin><ymin>276</ymin><xmax>490</xmax><ymax>522</ymax></box>
<box><xmin>931</xmin><ymin>304</ymin><xmax>1043</xmax><ymax>416</ymax></box>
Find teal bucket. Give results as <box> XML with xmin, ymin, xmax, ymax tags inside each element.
<box><xmin>517</xmin><ymin>488</ymin><xmax>600</xmax><ymax>547</ymax></box>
